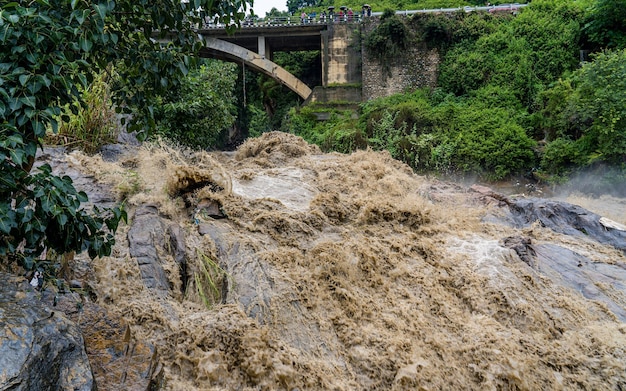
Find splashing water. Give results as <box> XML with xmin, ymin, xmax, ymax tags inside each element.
<box><xmin>51</xmin><ymin>133</ymin><xmax>626</xmax><ymax>390</ymax></box>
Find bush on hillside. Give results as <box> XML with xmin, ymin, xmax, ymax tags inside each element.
<box><xmin>540</xmin><ymin>49</ymin><xmax>626</xmax><ymax>168</ymax></box>
<box><xmin>153</xmin><ymin>61</ymin><xmax>238</xmax><ymax>149</ymax></box>
<box><xmin>46</xmin><ymin>71</ymin><xmax>119</xmax><ymax>154</ymax></box>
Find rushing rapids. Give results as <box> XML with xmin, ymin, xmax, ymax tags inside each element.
<box><xmin>4</xmin><ymin>132</ymin><xmax>625</xmax><ymax>390</ymax></box>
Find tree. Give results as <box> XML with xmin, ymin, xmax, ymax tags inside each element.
<box><xmin>0</xmin><ymin>0</ymin><xmax>248</xmax><ymax>268</ymax></box>
<box><xmin>584</xmin><ymin>0</ymin><xmax>626</xmax><ymax>50</ymax></box>
<box><xmin>153</xmin><ymin>61</ymin><xmax>238</xmax><ymax>149</ymax></box>
<box><xmin>540</xmin><ymin>49</ymin><xmax>626</xmax><ymax>168</ymax></box>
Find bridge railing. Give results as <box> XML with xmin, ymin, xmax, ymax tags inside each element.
<box><xmin>201</xmin><ymin>3</ymin><xmax>527</xmax><ymax>29</ymax></box>
<box><xmin>203</xmin><ymin>14</ymin><xmax>364</xmax><ymax>28</ymax></box>
<box><xmin>386</xmin><ymin>3</ymin><xmax>526</xmax><ymax>16</ymax></box>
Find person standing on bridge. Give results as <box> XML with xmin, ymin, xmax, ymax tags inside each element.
<box><xmin>301</xmin><ymin>11</ymin><xmax>307</xmax><ymax>24</ymax></box>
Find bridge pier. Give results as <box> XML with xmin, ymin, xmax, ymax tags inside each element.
<box><xmin>321</xmin><ymin>24</ymin><xmax>361</xmax><ymax>87</ymax></box>
<box><xmin>257</xmin><ymin>36</ymin><xmax>270</xmax><ymax>59</ymax></box>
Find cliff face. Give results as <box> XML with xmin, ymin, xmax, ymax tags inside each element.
<box><xmin>3</xmin><ymin>132</ymin><xmax>626</xmax><ymax>390</ymax></box>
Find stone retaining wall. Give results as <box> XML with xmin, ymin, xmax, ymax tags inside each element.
<box><xmin>360</xmin><ymin>18</ymin><xmax>440</xmax><ymax>101</ymax></box>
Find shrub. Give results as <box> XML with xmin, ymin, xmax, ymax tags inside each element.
<box><xmin>47</xmin><ymin>71</ymin><xmax>119</xmax><ymax>154</ymax></box>
<box><xmin>540</xmin><ymin>49</ymin><xmax>626</xmax><ymax>165</ymax></box>
<box><xmin>539</xmin><ymin>137</ymin><xmax>585</xmax><ymax>174</ymax></box>
<box><xmin>153</xmin><ymin>61</ymin><xmax>238</xmax><ymax>149</ymax></box>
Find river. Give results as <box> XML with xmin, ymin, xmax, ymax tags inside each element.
<box><xmin>56</xmin><ymin>132</ymin><xmax>626</xmax><ymax>390</ymax></box>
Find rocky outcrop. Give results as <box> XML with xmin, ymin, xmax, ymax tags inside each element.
<box><xmin>503</xmin><ymin>238</ymin><xmax>626</xmax><ymax>322</ymax></box>
<box><xmin>36</xmin><ymin>289</ymin><xmax>164</xmax><ymax>391</ymax></box>
<box><xmin>128</xmin><ymin>205</ymin><xmax>171</xmax><ymax>294</ymax></box>
<box><xmin>508</xmin><ymin>198</ymin><xmax>626</xmax><ymax>252</ymax></box>
<box><xmin>0</xmin><ymin>273</ymin><xmax>94</xmax><ymax>391</ymax></box>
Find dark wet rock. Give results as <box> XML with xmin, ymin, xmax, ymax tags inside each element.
<box><xmin>508</xmin><ymin>198</ymin><xmax>626</xmax><ymax>252</ymax></box>
<box><xmin>99</xmin><ymin>144</ymin><xmax>134</xmax><ymax>162</ymax></box>
<box><xmin>501</xmin><ymin>238</ymin><xmax>626</xmax><ymax>322</ymax></box>
<box><xmin>532</xmin><ymin>244</ymin><xmax>626</xmax><ymax>322</ymax></box>
<box><xmin>38</xmin><ymin>288</ymin><xmax>163</xmax><ymax>391</ymax></box>
<box><xmin>469</xmin><ymin>184</ymin><xmax>510</xmax><ymax>207</ymax></box>
<box><xmin>168</xmin><ymin>223</ymin><xmax>187</xmax><ymax>294</ymax></box>
<box><xmin>197</xmin><ymin>198</ymin><xmax>226</xmax><ymax>219</ymax></box>
<box><xmin>502</xmin><ymin>236</ymin><xmax>535</xmax><ymax>267</ymax></box>
<box><xmin>199</xmin><ymin>220</ymin><xmax>273</xmax><ymax>323</ymax></box>
<box><xmin>72</xmin><ymin>302</ymin><xmax>163</xmax><ymax>391</ymax></box>
<box><xmin>128</xmin><ymin>205</ymin><xmax>170</xmax><ymax>294</ymax></box>
<box><xmin>0</xmin><ymin>273</ymin><xmax>94</xmax><ymax>391</ymax></box>
<box><xmin>198</xmin><ymin>223</ymin><xmax>213</xmax><ymax>236</ymax></box>
<box><xmin>69</xmin><ymin>279</ymin><xmax>84</xmax><ymax>289</ymax></box>
<box><xmin>116</xmin><ymin>127</ymin><xmax>140</xmax><ymax>146</ymax></box>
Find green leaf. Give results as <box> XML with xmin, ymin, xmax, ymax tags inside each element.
<box><xmin>9</xmin><ymin>148</ymin><xmax>24</xmax><ymax>166</ymax></box>
<box><xmin>71</xmin><ymin>0</ymin><xmax>80</xmax><ymax>10</ymax></box>
<box><xmin>79</xmin><ymin>36</ymin><xmax>93</xmax><ymax>52</ymax></box>
<box><xmin>94</xmin><ymin>3</ymin><xmax>107</xmax><ymax>21</ymax></box>
<box><xmin>57</xmin><ymin>213</ymin><xmax>68</xmax><ymax>227</ymax></box>
<box><xmin>18</xmin><ymin>74</ymin><xmax>29</xmax><ymax>86</ymax></box>
<box><xmin>0</xmin><ymin>204</ymin><xmax>15</xmax><ymax>234</ymax></box>
<box><xmin>77</xmin><ymin>191</ymin><xmax>88</xmax><ymax>203</ymax></box>
<box><xmin>178</xmin><ymin>62</ymin><xmax>188</xmax><ymax>75</ymax></box>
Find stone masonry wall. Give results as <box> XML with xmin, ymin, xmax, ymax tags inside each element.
<box><xmin>360</xmin><ymin>18</ymin><xmax>440</xmax><ymax>101</ymax></box>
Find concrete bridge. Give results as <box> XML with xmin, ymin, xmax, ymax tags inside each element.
<box><xmin>197</xmin><ymin>4</ymin><xmax>526</xmax><ymax>101</ymax></box>
<box><xmin>198</xmin><ymin>23</ymin><xmax>325</xmax><ymax>100</ymax></box>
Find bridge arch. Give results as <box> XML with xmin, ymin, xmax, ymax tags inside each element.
<box><xmin>199</xmin><ymin>37</ymin><xmax>313</xmax><ymax>100</ymax></box>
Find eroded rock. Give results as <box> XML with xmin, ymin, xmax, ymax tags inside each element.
<box><xmin>508</xmin><ymin>198</ymin><xmax>626</xmax><ymax>252</ymax></box>
<box><xmin>128</xmin><ymin>205</ymin><xmax>170</xmax><ymax>294</ymax></box>
<box><xmin>0</xmin><ymin>273</ymin><xmax>94</xmax><ymax>391</ymax></box>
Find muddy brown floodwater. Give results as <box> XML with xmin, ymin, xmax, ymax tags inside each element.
<box><xmin>65</xmin><ymin>132</ymin><xmax>626</xmax><ymax>390</ymax></box>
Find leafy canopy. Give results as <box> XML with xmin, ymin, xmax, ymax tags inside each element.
<box><xmin>154</xmin><ymin>61</ymin><xmax>238</xmax><ymax>149</ymax></box>
<box><xmin>540</xmin><ymin>48</ymin><xmax>626</xmax><ymax>171</ymax></box>
<box><xmin>0</xmin><ymin>0</ymin><xmax>248</xmax><ymax>268</ymax></box>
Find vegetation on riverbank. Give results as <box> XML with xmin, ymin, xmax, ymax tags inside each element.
<box><xmin>0</xmin><ymin>0</ymin><xmax>247</xmax><ymax>269</ymax></box>
<box><xmin>285</xmin><ymin>0</ymin><xmax>626</xmax><ymax>188</ymax></box>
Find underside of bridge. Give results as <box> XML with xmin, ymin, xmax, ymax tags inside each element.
<box><xmin>199</xmin><ymin>37</ymin><xmax>313</xmax><ymax>100</ymax></box>
<box><xmin>199</xmin><ymin>25</ymin><xmax>324</xmax><ymax>56</ymax></box>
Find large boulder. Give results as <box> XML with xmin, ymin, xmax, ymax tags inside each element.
<box><xmin>503</xmin><ymin>236</ymin><xmax>626</xmax><ymax>322</ymax></box>
<box><xmin>508</xmin><ymin>198</ymin><xmax>626</xmax><ymax>252</ymax></box>
<box><xmin>0</xmin><ymin>273</ymin><xmax>94</xmax><ymax>391</ymax></box>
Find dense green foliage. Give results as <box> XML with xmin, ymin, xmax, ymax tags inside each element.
<box><xmin>540</xmin><ymin>49</ymin><xmax>626</xmax><ymax>173</ymax></box>
<box><xmin>583</xmin><ymin>0</ymin><xmax>626</xmax><ymax>49</ymax></box>
<box><xmin>0</xmin><ymin>0</ymin><xmax>247</xmax><ymax>268</ymax></box>
<box><xmin>438</xmin><ymin>1</ymin><xmax>586</xmax><ymax>106</ymax></box>
<box><xmin>289</xmin><ymin>90</ymin><xmax>536</xmax><ymax>179</ymax></box>
<box><xmin>153</xmin><ymin>61</ymin><xmax>238</xmax><ymax>149</ymax></box>
<box><xmin>286</xmin><ymin>0</ymin><xmax>625</xmax><ymax>184</ymax></box>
